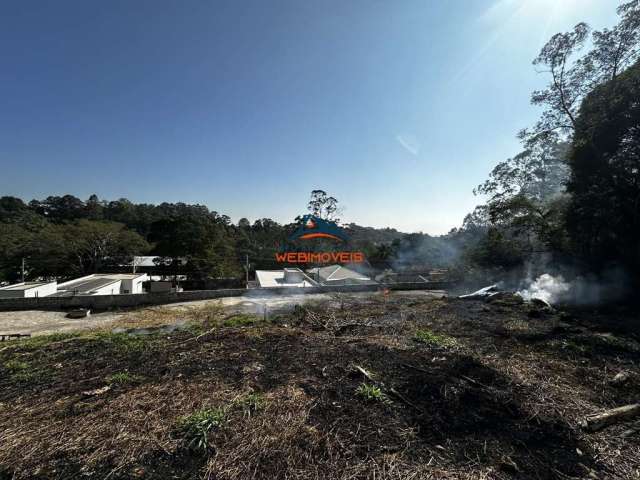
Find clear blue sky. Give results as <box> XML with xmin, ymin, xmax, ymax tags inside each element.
<box><xmin>0</xmin><ymin>0</ymin><xmax>620</xmax><ymax>234</ymax></box>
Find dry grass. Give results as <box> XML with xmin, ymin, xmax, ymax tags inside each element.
<box><xmin>109</xmin><ymin>302</ymin><xmax>225</xmax><ymax>330</ymax></box>
<box><xmin>1</xmin><ymin>294</ymin><xmax>639</xmax><ymax>479</ymax></box>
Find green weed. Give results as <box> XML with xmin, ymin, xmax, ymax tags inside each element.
<box><xmin>89</xmin><ymin>332</ymin><xmax>151</xmax><ymax>354</ymax></box>
<box><xmin>105</xmin><ymin>371</ymin><xmax>142</xmax><ymax>385</ymax></box>
<box><xmin>222</xmin><ymin>314</ymin><xmax>262</xmax><ymax>327</ymax></box>
<box><xmin>356</xmin><ymin>383</ymin><xmax>385</xmax><ymax>402</ymax></box>
<box><xmin>177</xmin><ymin>407</ymin><xmax>226</xmax><ymax>453</ymax></box>
<box><xmin>234</xmin><ymin>392</ymin><xmax>266</xmax><ymax>416</ymax></box>
<box><xmin>413</xmin><ymin>329</ymin><xmax>457</xmax><ymax>347</ymax></box>
<box><xmin>3</xmin><ymin>359</ymin><xmax>51</xmax><ymax>384</ymax></box>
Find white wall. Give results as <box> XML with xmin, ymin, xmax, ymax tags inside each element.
<box><xmin>26</xmin><ymin>282</ymin><xmax>58</xmax><ymax>298</ymax></box>
<box><xmin>121</xmin><ymin>274</ymin><xmax>148</xmax><ymax>294</ymax></box>
<box><xmin>90</xmin><ymin>281</ymin><xmax>122</xmax><ymax>296</ymax></box>
<box><xmin>0</xmin><ymin>282</ymin><xmax>57</xmax><ymax>298</ymax></box>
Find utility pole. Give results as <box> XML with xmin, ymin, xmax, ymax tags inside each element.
<box><xmin>21</xmin><ymin>258</ymin><xmax>25</xmax><ymax>283</ymax></box>
<box><xmin>244</xmin><ymin>254</ymin><xmax>249</xmax><ymax>286</ymax></box>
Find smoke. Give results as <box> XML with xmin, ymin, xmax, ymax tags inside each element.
<box><xmin>518</xmin><ymin>273</ymin><xmax>570</xmax><ymax>304</ymax></box>
<box><xmin>517</xmin><ymin>268</ymin><xmax>631</xmax><ymax>306</ymax></box>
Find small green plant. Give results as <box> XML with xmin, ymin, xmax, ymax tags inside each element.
<box><xmin>184</xmin><ymin>322</ymin><xmax>207</xmax><ymax>335</ymax></box>
<box><xmin>559</xmin><ymin>339</ymin><xmax>590</xmax><ymax>354</ymax></box>
<box><xmin>413</xmin><ymin>329</ymin><xmax>457</xmax><ymax>347</ymax></box>
<box><xmin>177</xmin><ymin>407</ymin><xmax>226</xmax><ymax>453</ymax></box>
<box><xmin>3</xmin><ymin>359</ymin><xmax>49</xmax><ymax>383</ymax></box>
<box><xmin>356</xmin><ymin>383</ymin><xmax>385</xmax><ymax>402</ymax></box>
<box><xmin>105</xmin><ymin>371</ymin><xmax>142</xmax><ymax>385</ymax></box>
<box><xmin>234</xmin><ymin>392</ymin><xmax>266</xmax><ymax>416</ymax></box>
<box><xmin>90</xmin><ymin>332</ymin><xmax>151</xmax><ymax>354</ymax></box>
<box><xmin>222</xmin><ymin>314</ymin><xmax>261</xmax><ymax>327</ymax></box>
<box><xmin>4</xmin><ymin>359</ymin><xmax>29</xmax><ymax>372</ymax></box>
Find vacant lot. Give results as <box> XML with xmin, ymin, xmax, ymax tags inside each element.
<box><xmin>1</xmin><ymin>293</ymin><xmax>639</xmax><ymax>479</ymax></box>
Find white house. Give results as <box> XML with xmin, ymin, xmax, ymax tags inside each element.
<box><xmin>0</xmin><ymin>281</ymin><xmax>58</xmax><ymax>298</ymax></box>
<box><xmin>307</xmin><ymin>264</ymin><xmax>377</xmax><ymax>286</ymax></box>
<box><xmin>55</xmin><ymin>273</ymin><xmax>148</xmax><ymax>296</ymax></box>
<box><xmin>255</xmin><ymin>268</ymin><xmax>319</xmax><ymax>288</ymax></box>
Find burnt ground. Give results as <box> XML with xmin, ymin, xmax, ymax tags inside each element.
<box><xmin>0</xmin><ymin>293</ymin><xmax>639</xmax><ymax>479</ymax></box>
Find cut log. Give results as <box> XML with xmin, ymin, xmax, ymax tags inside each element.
<box><xmin>354</xmin><ymin>365</ymin><xmax>374</xmax><ymax>381</ymax></box>
<box><xmin>609</xmin><ymin>371</ymin><xmax>632</xmax><ymax>386</ymax></box>
<box><xmin>581</xmin><ymin>403</ymin><xmax>640</xmax><ymax>432</ymax></box>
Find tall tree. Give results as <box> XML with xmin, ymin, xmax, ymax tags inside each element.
<box><xmin>566</xmin><ymin>59</ymin><xmax>640</xmax><ymax>275</ymax></box>
<box><xmin>307</xmin><ymin>190</ymin><xmax>340</xmax><ymax>222</ymax></box>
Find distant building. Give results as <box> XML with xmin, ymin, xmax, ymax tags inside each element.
<box><xmin>0</xmin><ymin>281</ymin><xmax>57</xmax><ymax>298</ymax></box>
<box><xmin>307</xmin><ymin>265</ymin><xmax>377</xmax><ymax>286</ymax></box>
<box><xmin>375</xmin><ymin>269</ymin><xmax>450</xmax><ymax>284</ymax></box>
<box><xmin>255</xmin><ymin>268</ymin><xmax>319</xmax><ymax>288</ymax></box>
<box><xmin>55</xmin><ymin>273</ymin><xmax>148</xmax><ymax>296</ymax></box>
<box><xmin>126</xmin><ymin>256</ymin><xmax>187</xmax><ymax>277</ymax></box>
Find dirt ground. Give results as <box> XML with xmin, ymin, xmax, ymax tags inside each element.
<box><xmin>0</xmin><ymin>291</ymin><xmax>445</xmax><ymax>336</ymax></box>
<box><xmin>0</xmin><ymin>292</ymin><xmax>639</xmax><ymax>479</ymax></box>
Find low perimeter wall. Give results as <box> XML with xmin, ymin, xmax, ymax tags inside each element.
<box><xmin>0</xmin><ymin>282</ymin><xmax>452</xmax><ymax>312</ymax></box>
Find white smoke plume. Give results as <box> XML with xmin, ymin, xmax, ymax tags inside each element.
<box><xmin>518</xmin><ymin>273</ymin><xmax>571</xmax><ymax>305</ymax></box>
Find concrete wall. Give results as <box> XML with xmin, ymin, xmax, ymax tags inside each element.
<box><xmin>148</xmin><ymin>281</ymin><xmax>174</xmax><ymax>293</ymax></box>
<box><xmin>0</xmin><ymin>282</ymin><xmax>452</xmax><ymax>312</ymax></box>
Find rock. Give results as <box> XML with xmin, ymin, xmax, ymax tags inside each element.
<box><xmin>67</xmin><ymin>308</ymin><xmax>91</xmax><ymax>319</ymax></box>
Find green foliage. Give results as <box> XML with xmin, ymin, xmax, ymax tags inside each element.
<box><xmin>306</xmin><ymin>190</ymin><xmax>340</xmax><ymax>222</ymax></box>
<box><xmin>3</xmin><ymin>359</ymin><xmax>51</xmax><ymax>384</ymax></box>
<box><xmin>566</xmin><ymin>59</ymin><xmax>640</xmax><ymax>276</ymax></box>
<box><xmin>233</xmin><ymin>392</ymin><xmax>266</xmax><ymax>417</ymax></box>
<box><xmin>462</xmin><ymin>1</ymin><xmax>640</xmax><ymax>289</ymax></box>
<box><xmin>89</xmin><ymin>332</ymin><xmax>152</xmax><ymax>355</ymax></box>
<box><xmin>464</xmin><ymin>227</ymin><xmax>526</xmax><ymax>269</ymax></box>
<box><xmin>413</xmin><ymin>329</ymin><xmax>457</xmax><ymax>347</ymax></box>
<box><xmin>222</xmin><ymin>314</ymin><xmax>262</xmax><ymax>327</ymax></box>
<box><xmin>177</xmin><ymin>408</ymin><xmax>226</xmax><ymax>453</ymax></box>
<box><xmin>105</xmin><ymin>371</ymin><xmax>142</xmax><ymax>385</ymax></box>
<box><xmin>355</xmin><ymin>383</ymin><xmax>385</xmax><ymax>402</ymax></box>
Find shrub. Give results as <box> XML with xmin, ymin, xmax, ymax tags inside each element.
<box><xmin>177</xmin><ymin>408</ymin><xmax>226</xmax><ymax>453</ymax></box>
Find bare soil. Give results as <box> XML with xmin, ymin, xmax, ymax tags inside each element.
<box><xmin>1</xmin><ymin>292</ymin><xmax>639</xmax><ymax>479</ymax></box>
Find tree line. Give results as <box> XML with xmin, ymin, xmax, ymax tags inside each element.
<box><xmin>0</xmin><ymin>192</ymin><xmax>458</xmax><ymax>283</ymax></box>
<box><xmin>454</xmin><ymin>0</ymin><xmax>640</xmax><ymax>292</ymax></box>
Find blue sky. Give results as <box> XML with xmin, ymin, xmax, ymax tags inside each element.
<box><xmin>0</xmin><ymin>0</ymin><xmax>620</xmax><ymax>234</ymax></box>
